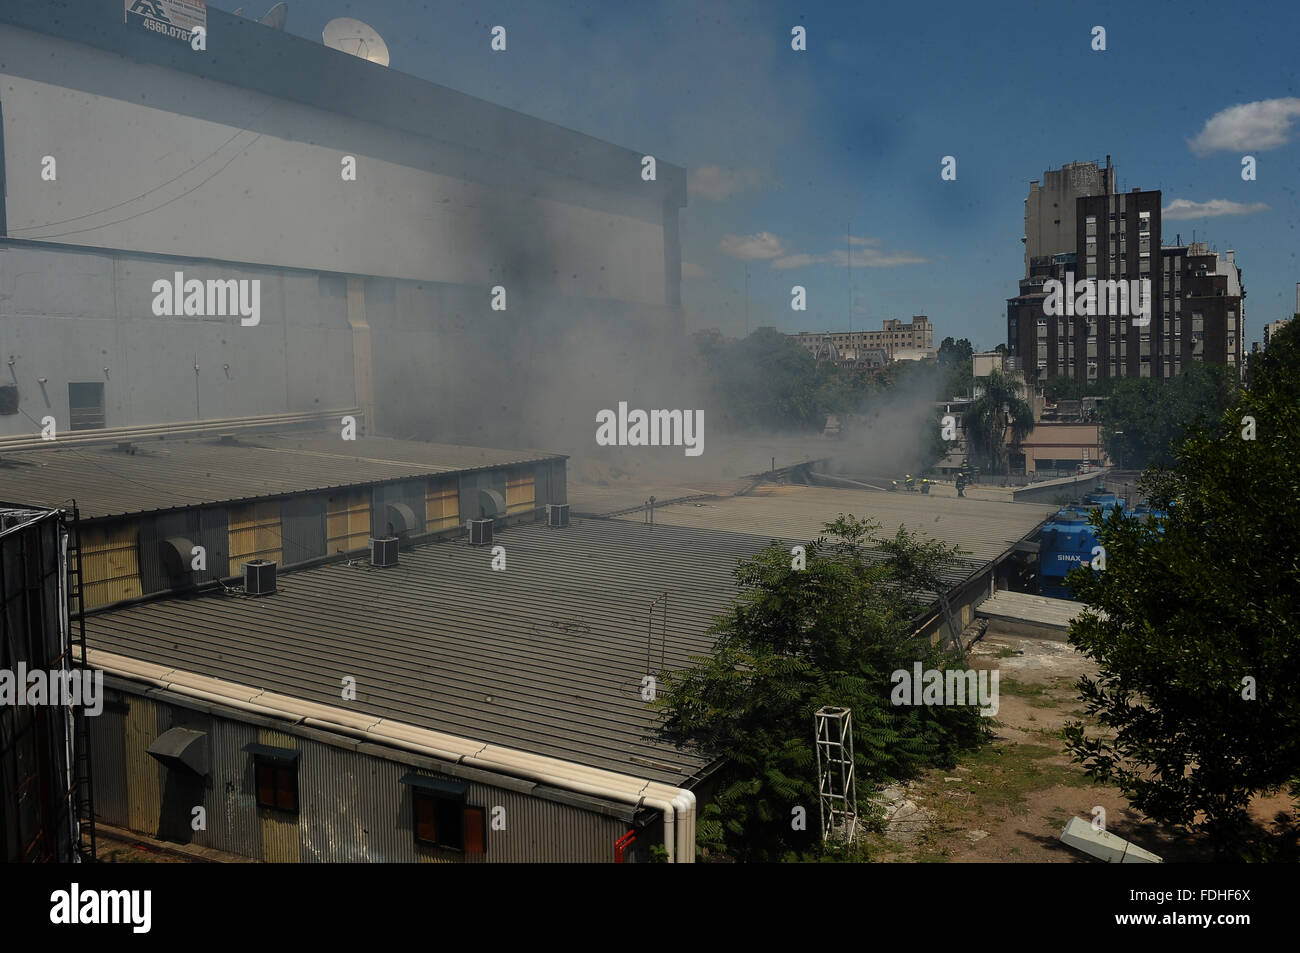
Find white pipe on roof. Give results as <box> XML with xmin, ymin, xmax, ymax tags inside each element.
<box><xmin>85</xmin><ymin>648</ymin><xmax>696</xmax><ymax>863</ymax></box>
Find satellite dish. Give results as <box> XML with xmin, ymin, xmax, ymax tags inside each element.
<box><xmin>233</xmin><ymin>7</ymin><xmax>243</xmax><ymax>14</ymax></box>
<box><xmin>322</xmin><ymin>17</ymin><xmax>390</xmax><ymax>67</ymax></box>
<box><xmin>260</xmin><ymin>2</ymin><xmax>287</xmax><ymax>29</ymax></box>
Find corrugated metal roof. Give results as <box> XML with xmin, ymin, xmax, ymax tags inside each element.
<box><xmin>84</xmin><ymin>485</ymin><xmax>1052</xmax><ymax>785</ymax></box>
<box><xmin>615</xmin><ymin>484</ymin><xmax>1056</xmax><ymax>563</ymax></box>
<box><xmin>0</xmin><ymin>434</ymin><xmax>563</xmax><ymax>520</ymax></box>
<box><xmin>86</xmin><ymin>518</ymin><xmax>762</xmax><ymax>784</ymax></box>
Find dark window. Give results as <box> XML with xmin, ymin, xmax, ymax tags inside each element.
<box><xmin>68</xmin><ymin>382</ymin><xmax>105</xmax><ymax>431</ymax></box>
<box><xmin>0</xmin><ymin>385</ymin><xmax>16</xmax><ymax>415</ymax></box>
<box><xmin>404</xmin><ymin>775</ymin><xmax>486</xmax><ymax>854</ymax></box>
<box><xmin>246</xmin><ymin>748</ymin><xmax>299</xmax><ymax>813</ymax></box>
<box><xmin>254</xmin><ymin>758</ymin><xmax>298</xmax><ymax>812</ymax></box>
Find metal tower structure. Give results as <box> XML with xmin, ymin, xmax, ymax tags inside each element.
<box><xmin>814</xmin><ymin>706</ymin><xmax>857</xmax><ymax>844</ymax></box>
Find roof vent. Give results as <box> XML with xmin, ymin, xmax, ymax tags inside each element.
<box><xmin>115</xmin><ymin>441</ymin><xmax>135</xmax><ymax>454</ymax></box>
<box><xmin>370</xmin><ymin>536</ymin><xmax>399</xmax><ymax>567</ymax></box>
<box><xmin>546</xmin><ymin>503</ymin><xmax>570</xmax><ymax>528</ymax></box>
<box><xmin>219</xmin><ymin>433</ymin><xmax>237</xmax><ymax>444</ymax></box>
<box><xmin>385</xmin><ymin>501</ymin><xmax>418</xmax><ymax>536</ymax></box>
<box><xmin>160</xmin><ymin>536</ymin><xmax>198</xmax><ymax>577</ymax></box>
<box><xmin>467</xmin><ymin>519</ymin><xmax>493</xmax><ymax>546</ymax></box>
<box><xmin>242</xmin><ymin>559</ymin><xmax>277</xmax><ymax>595</ymax></box>
<box><xmin>478</xmin><ymin>488</ymin><xmax>506</xmax><ymax>519</ymax></box>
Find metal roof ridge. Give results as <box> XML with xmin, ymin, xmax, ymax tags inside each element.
<box><xmin>84</xmin><ymin>646</ymin><xmax>691</xmax><ymax>800</ymax></box>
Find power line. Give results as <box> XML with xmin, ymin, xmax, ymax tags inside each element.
<box><xmin>21</xmin><ymin>134</ymin><xmax>264</xmax><ymax>241</ymax></box>
<box><xmin>10</xmin><ymin>113</ymin><xmax>269</xmax><ymax>233</ymax></box>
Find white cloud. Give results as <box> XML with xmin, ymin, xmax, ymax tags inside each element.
<box><xmin>680</xmin><ymin>261</ymin><xmax>709</xmax><ymax>278</ymax></box>
<box><xmin>1162</xmin><ymin>198</ymin><xmax>1270</xmax><ymax>220</ymax></box>
<box><xmin>719</xmin><ymin>231</ymin><xmax>785</xmax><ymax>259</ymax></box>
<box><xmin>688</xmin><ymin>166</ymin><xmax>765</xmax><ymax>201</ymax></box>
<box><xmin>830</xmin><ymin>246</ymin><xmax>930</xmax><ymax>268</ymax></box>
<box><xmin>1188</xmin><ymin>98</ymin><xmax>1300</xmax><ymax>154</ymax></box>
<box><xmin>771</xmin><ymin>253</ymin><xmax>824</xmax><ymax>269</ymax></box>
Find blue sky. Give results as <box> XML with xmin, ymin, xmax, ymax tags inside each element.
<box><xmin>268</xmin><ymin>0</ymin><xmax>1300</xmax><ymax>349</ymax></box>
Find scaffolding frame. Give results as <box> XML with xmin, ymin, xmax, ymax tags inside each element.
<box><xmin>814</xmin><ymin>706</ymin><xmax>857</xmax><ymax>844</ymax></box>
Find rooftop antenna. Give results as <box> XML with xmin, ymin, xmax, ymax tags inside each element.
<box><xmin>323</xmin><ymin>17</ymin><xmax>391</xmax><ymax>67</ymax></box>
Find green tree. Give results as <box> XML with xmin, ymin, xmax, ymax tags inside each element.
<box><xmin>962</xmin><ymin>369</ymin><xmax>1034</xmax><ymax>477</ymax></box>
<box><xmin>937</xmin><ymin>336</ymin><xmax>974</xmax><ymax>366</ymax></box>
<box><xmin>654</xmin><ymin>516</ymin><xmax>986</xmax><ymax>861</ymax></box>
<box><xmin>1065</xmin><ymin>320</ymin><xmax>1300</xmax><ymax>856</ymax></box>
<box><xmin>1100</xmin><ymin>363</ymin><xmax>1237</xmax><ymax>469</ymax></box>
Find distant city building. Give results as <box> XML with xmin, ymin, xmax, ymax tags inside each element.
<box><xmin>1008</xmin><ymin>165</ymin><xmax>1244</xmax><ymax>385</ymax></box>
<box><xmin>1263</xmin><ymin>316</ymin><xmax>1293</xmax><ymax>348</ymax></box>
<box><xmin>793</xmin><ymin>316</ymin><xmax>933</xmax><ymax>363</ymax></box>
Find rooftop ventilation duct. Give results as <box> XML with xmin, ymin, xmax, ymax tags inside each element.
<box><xmin>370</xmin><ymin>536</ymin><xmax>399</xmax><ymax>567</ymax></box>
<box><xmin>160</xmin><ymin>537</ymin><xmax>198</xmax><ymax>577</ymax></box>
<box><xmin>242</xmin><ymin>559</ymin><xmax>277</xmax><ymax>595</ymax></box>
<box><xmin>146</xmin><ymin>727</ymin><xmax>209</xmax><ymax>776</ymax></box>
<box><xmin>478</xmin><ymin>488</ymin><xmax>506</xmax><ymax>520</ymax></box>
<box><xmin>385</xmin><ymin>502</ymin><xmax>418</xmax><ymax>537</ymax></box>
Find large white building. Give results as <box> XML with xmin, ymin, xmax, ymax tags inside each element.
<box><xmin>0</xmin><ymin>1</ymin><xmax>687</xmax><ymax>444</ymax></box>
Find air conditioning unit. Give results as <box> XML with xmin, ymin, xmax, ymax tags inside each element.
<box><xmin>242</xmin><ymin>559</ymin><xmax>277</xmax><ymax>596</ymax></box>
<box><xmin>546</xmin><ymin>503</ymin><xmax>570</xmax><ymax>528</ymax></box>
<box><xmin>468</xmin><ymin>519</ymin><xmax>493</xmax><ymax>546</ymax></box>
<box><xmin>370</xmin><ymin>536</ymin><xmax>399</xmax><ymax>568</ymax></box>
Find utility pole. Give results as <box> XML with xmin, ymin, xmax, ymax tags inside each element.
<box><xmin>744</xmin><ymin>264</ymin><xmax>749</xmax><ymax>337</ymax></box>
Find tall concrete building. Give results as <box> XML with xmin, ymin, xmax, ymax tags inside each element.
<box><xmin>1023</xmin><ymin>159</ymin><xmax>1117</xmax><ymax>275</ymax></box>
<box><xmin>1009</xmin><ymin>173</ymin><xmax>1244</xmax><ymax>385</ymax></box>
<box><xmin>793</xmin><ymin>315</ymin><xmax>933</xmax><ymax>363</ymax></box>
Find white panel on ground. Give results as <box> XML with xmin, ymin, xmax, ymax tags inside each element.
<box><xmin>1059</xmin><ymin>816</ymin><xmax>1162</xmax><ymax>863</ymax></box>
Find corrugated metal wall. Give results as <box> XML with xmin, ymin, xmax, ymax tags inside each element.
<box><xmin>280</xmin><ymin>494</ymin><xmax>327</xmax><ymax>565</ymax></box>
<box><xmin>87</xmin><ymin>696</ymin><xmax>129</xmax><ymax>826</ymax></box>
<box><xmin>227</xmin><ymin>501</ymin><xmax>283</xmax><ymax>576</ymax></box>
<box><xmin>123</xmin><ymin>696</ymin><xmax>161</xmax><ymax>836</ymax></box>
<box><xmin>79</xmin><ymin>522</ymin><xmax>142</xmax><ymax>608</ymax></box>
<box><xmin>424</xmin><ymin>478</ymin><xmax>459</xmax><ymax>534</ymax></box>
<box><xmin>326</xmin><ymin>489</ymin><xmax>370</xmax><ymax>553</ymax></box>
<box><xmin>534</xmin><ymin>459</ymin><xmax>567</xmax><ymax>506</ymax></box>
<box><xmin>505</xmin><ymin>467</ymin><xmax>535</xmax><ymax>517</ymax></box>
<box><xmin>92</xmin><ymin>688</ymin><xmax>637</xmax><ymax>862</ymax></box>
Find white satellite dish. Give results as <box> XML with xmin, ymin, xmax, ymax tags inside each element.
<box><xmin>322</xmin><ymin>17</ymin><xmax>390</xmax><ymax>67</ymax></box>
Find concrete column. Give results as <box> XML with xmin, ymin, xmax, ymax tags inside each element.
<box><xmin>346</xmin><ymin>276</ymin><xmax>376</xmax><ymax>434</ymax></box>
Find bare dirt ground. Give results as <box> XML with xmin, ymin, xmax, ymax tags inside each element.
<box><xmin>866</xmin><ymin>633</ymin><xmax>1296</xmax><ymax>863</ymax></box>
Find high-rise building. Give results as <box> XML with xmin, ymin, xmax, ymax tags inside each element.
<box><xmin>1008</xmin><ymin>168</ymin><xmax>1243</xmax><ymax>385</ymax></box>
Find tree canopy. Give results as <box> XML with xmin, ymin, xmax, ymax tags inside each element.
<box><xmin>654</xmin><ymin>515</ymin><xmax>986</xmax><ymax>861</ymax></box>
<box><xmin>1098</xmin><ymin>362</ymin><xmax>1238</xmax><ymax>469</ymax></box>
<box><xmin>1065</xmin><ymin>319</ymin><xmax>1300</xmax><ymax>857</ymax></box>
<box><xmin>962</xmin><ymin>368</ymin><xmax>1034</xmax><ymax>476</ymax></box>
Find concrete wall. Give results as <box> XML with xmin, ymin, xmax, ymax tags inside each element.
<box><xmin>0</xmin><ymin>242</ymin><xmax>356</xmax><ymax>436</ymax></box>
<box><xmin>0</xmin><ymin>23</ymin><xmax>669</xmax><ymax>307</ymax></box>
<box><xmin>91</xmin><ymin>681</ymin><xmax>641</xmax><ymax>862</ymax></box>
